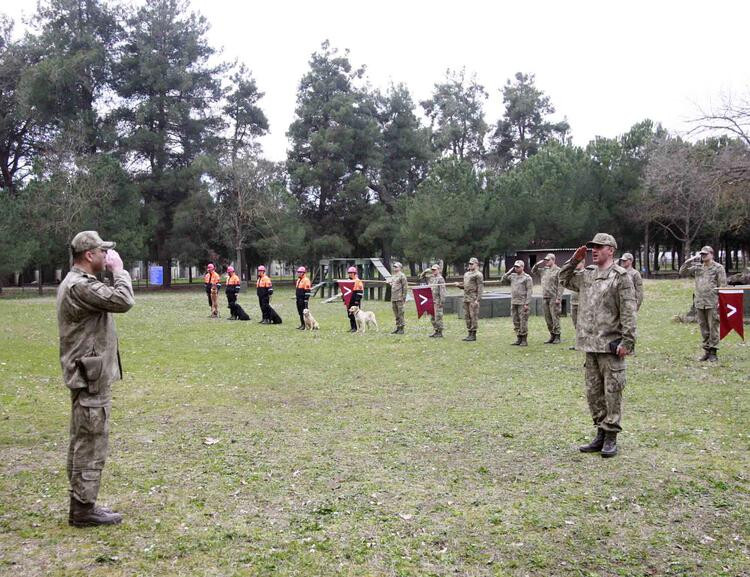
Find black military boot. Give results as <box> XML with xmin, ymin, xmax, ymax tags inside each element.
<box><xmin>393</xmin><ymin>328</ymin><xmax>404</xmax><ymax>335</ymax></box>
<box><xmin>551</xmin><ymin>334</ymin><xmax>561</xmax><ymax>344</ymax></box>
<box><xmin>69</xmin><ymin>497</ymin><xmax>122</xmax><ymax>527</ymax></box>
<box><xmin>462</xmin><ymin>331</ymin><xmax>476</xmax><ymax>342</ymax></box>
<box><xmin>511</xmin><ymin>335</ymin><xmax>522</xmax><ymax>346</ymax></box>
<box><xmin>433</xmin><ymin>330</ymin><xmax>443</xmax><ymax>338</ymax></box>
<box><xmin>601</xmin><ymin>431</ymin><xmax>618</xmax><ymax>458</ymax></box>
<box><xmin>707</xmin><ymin>348</ymin><xmax>718</xmax><ymax>362</ymax></box>
<box><xmin>544</xmin><ymin>334</ymin><xmax>555</xmax><ymax>344</ymax></box>
<box><xmin>297</xmin><ymin>323</ymin><xmax>305</xmax><ymax>330</ymax></box>
<box><xmin>579</xmin><ymin>428</ymin><xmax>605</xmax><ymax>453</ymax></box>
<box><xmin>698</xmin><ymin>349</ymin><xmax>711</xmax><ymax>361</ymax></box>
<box><xmin>519</xmin><ymin>335</ymin><xmax>528</xmax><ymax>347</ymax></box>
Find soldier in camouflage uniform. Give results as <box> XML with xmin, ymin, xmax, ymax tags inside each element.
<box><xmin>679</xmin><ymin>245</ymin><xmax>727</xmax><ymax>362</ymax></box>
<box><xmin>428</xmin><ymin>263</ymin><xmax>446</xmax><ymax>338</ymax></box>
<box><xmin>501</xmin><ymin>260</ymin><xmax>533</xmax><ymax>346</ymax></box>
<box><xmin>619</xmin><ymin>253</ymin><xmax>644</xmax><ymax>310</ymax></box>
<box><xmin>57</xmin><ymin>231</ymin><xmax>135</xmax><ymax>526</ymax></box>
<box><xmin>388</xmin><ymin>262</ymin><xmax>408</xmax><ymax>334</ymax></box>
<box><xmin>560</xmin><ymin>233</ymin><xmax>637</xmax><ymax>458</ymax></box>
<box><xmin>532</xmin><ymin>253</ymin><xmax>564</xmax><ymax>344</ymax></box>
<box><xmin>460</xmin><ymin>257</ymin><xmax>483</xmax><ymax>341</ymax></box>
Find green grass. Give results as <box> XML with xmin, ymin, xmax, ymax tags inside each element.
<box><xmin>0</xmin><ymin>280</ymin><xmax>748</xmax><ymax>576</ymax></box>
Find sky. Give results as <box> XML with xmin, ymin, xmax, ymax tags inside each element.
<box><xmin>11</xmin><ymin>0</ymin><xmax>750</xmax><ymax>161</ymax></box>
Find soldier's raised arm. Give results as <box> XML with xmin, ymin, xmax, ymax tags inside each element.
<box><xmin>678</xmin><ymin>255</ymin><xmax>699</xmax><ymax>277</ymax></box>
<box><xmin>617</xmin><ymin>272</ymin><xmax>637</xmax><ymax>353</ymax></box>
<box><xmin>530</xmin><ymin>260</ymin><xmax>542</xmax><ymax>274</ymax></box>
<box><xmin>554</xmin><ymin>268</ymin><xmax>565</xmax><ymax>301</ymax></box>
<box><xmin>559</xmin><ymin>245</ymin><xmax>586</xmax><ymax>292</ymax></box>
<box><xmin>69</xmin><ymin>250</ymin><xmax>134</xmax><ymax>314</ymax></box>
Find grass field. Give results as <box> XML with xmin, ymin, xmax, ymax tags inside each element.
<box><xmin>0</xmin><ymin>280</ymin><xmax>748</xmax><ymax>577</ymax></box>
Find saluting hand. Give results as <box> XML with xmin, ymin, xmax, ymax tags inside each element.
<box><xmin>573</xmin><ymin>245</ymin><xmax>587</xmax><ymax>261</ymax></box>
<box><xmin>105</xmin><ymin>249</ymin><xmax>124</xmax><ymax>273</ymax></box>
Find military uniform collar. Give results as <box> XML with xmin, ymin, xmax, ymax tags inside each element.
<box><xmin>595</xmin><ymin>263</ymin><xmax>617</xmax><ymax>280</ymax></box>
<box><xmin>71</xmin><ymin>265</ymin><xmax>96</xmax><ymax>279</ymax></box>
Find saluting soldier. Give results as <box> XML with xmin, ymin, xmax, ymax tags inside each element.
<box><xmin>679</xmin><ymin>246</ymin><xmax>727</xmax><ymax>362</ymax></box>
<box><xmin>531</xmin><ymin>253</ymin><xmax>564</xmax><ymax>344</ymax></box>
<box><xmin>57</xmin><ymin>231</ymin><xmax>134</xmax><ymax>526</ymax></box>
<box><xmin>388</xmin><ymin>262</ymin><xmax>408</xmax><ymax>335</ymax></box>
<box><xmin>501</xmin><ymin>260</ymin><xmax>533</xmax><ymax>346</ymax></box>
<box><xmin>560</xmin><ymin>233</ymin><xmax>637</xmax><ymax>458</ymax></box>
<box><xmin>460</xmin><ymin>257</ymin><xmax>483</xmax><ymax>342</ymax></box>
<box><xmin>428</xmin><ymin>263</ymin><xmax>446</xmax><ymax>338</ymax></box>
<box><xmin>619</xmin><ymin>253</ymin><xmax>644</xmax><ymax>310</ymax></box>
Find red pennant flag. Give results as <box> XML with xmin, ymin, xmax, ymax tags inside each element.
<box><xmin>338</xmin><ymin>281</ymin><xmax>355</xmax><ymax>308</ymax></box>
<box><xmin>719</xmin><ymin>289</ymin><xmax>744</xmax><ymax>340</ymax></box>
<box><xmin>412</xmin><ymin>286</ymin><xmax>434</xmax><ymax>319</ymax></box>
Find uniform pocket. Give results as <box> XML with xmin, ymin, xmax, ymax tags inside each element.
<box><xmin>606</xmin><ymin>367</ymin><xmax>626</xmax><ymax>393</ymax></box>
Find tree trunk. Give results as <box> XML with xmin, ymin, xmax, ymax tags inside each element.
<box><xmin>235</xmin><ymin>246</ymin><xmax>243</xmax><ymax>281</ymax></box>
<box><xmin>38</xmin><ymin>265</ymin><xmax>43</xmax><ymax>295</ymax></box>
<box><xmin>161</xmin><ymin>258</ymin><xmax>172</xmax><ymax>288</ymax></box>
<box><xmin>644</xmin><ymin>223</ymin><xmax>651</xmax><ymax>277</ymax></box>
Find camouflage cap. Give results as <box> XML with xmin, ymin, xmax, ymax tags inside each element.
<box><xmin>70</xmin><ymin>230</ymin><xmax>115</xmax><ymax>253</ymax></box>
<box><xmin>431</xmin><ymin>263</ymin><xmax>440</xmax><ymax>270</ymax></box>
<box><xmin>699</xmin><ymin>245</ymin><xmax>714</xmax><ymax>254</ymax></box>
<box><xmin>586</xmin><ymin>233</ymin><xmax>617</xmax><ymax>249</ymax></box>
<box><xmin>392</xmin><ymin>261</ymin><xmax>403</xmax><ymax>269</ymax></box>
<box><xmin>543</xmin><ymin>253</ymin><xmax>555</xmax><ymax>261</ymax></box>
<box><xmin>468</xmin><ymin>257</ymin><xmax>479</xmax><ymax>265</ymax></box>
<box><xmin>513</xmin><ymin>260</ymin><xmax>524</xmax><ymax>267</ymax></box>
<box><xmin>619</xmin><ymin>252</ymin><xmax>634</xmax><ymax>262</ymax></box>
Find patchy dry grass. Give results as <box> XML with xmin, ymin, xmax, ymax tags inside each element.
<box><xmin>0</xmin><ymin>280</ymin><xmax>748</xmax><ymax>576</ymax></box>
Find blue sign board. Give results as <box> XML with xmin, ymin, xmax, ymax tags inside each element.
<box><xmin>149</xmin><ymin>266</ymin><xmax>163</xmax><ymax>286</ymax></box>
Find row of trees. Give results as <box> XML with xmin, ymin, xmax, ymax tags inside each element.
<box><xmin>2</xmin><ymin>0</ymin><xmax>749</xmax><ymax>289</ymax></box>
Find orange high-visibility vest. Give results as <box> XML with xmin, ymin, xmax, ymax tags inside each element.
<box><xmin>226</xmin><ymin>273</ymin><xmax>241</xmax><ymax>286</ymax></box>
<box><xmin>295</xmin><ymin>275</ymin><xmax>311</xmax><ymax>290</ymax></box>
<box><xmin>352</xmin><ymin>277</ymin><xmax>364</xmax><ymax>291</ymax></box>
<box><xmin>256</xmin><ymin>275</ymin><xmax>272</xmax><ymax>288</ymax></box>
<box><xmin>204</xmin><ymin>271</ymin><xmax>220</xmax><ymax>285</ymax></box>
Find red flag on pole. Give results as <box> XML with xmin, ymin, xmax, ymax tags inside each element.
<box><xmin>412</xmin><ymin>286</ymin><xmax>434</xmax><ymax>319</ymax></box>
<box><xmin>338</xmin><ymin>281</ymin><xmax>355</xmax><ymax>308</ymax></box>
<box><xmin>719</xmin><ymin>289</ymin><xmax>744</xmax><ymax>340</ymax></box>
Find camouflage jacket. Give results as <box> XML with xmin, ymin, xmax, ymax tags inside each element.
<box><xmin>57</xmin><ymin>267</ymin><xmax>134</xmax><ymax>406</ymax></box>
<box><xmin>389</xmin><ymin>271</ymin><xmax>408</xmax><ymax>302</ymax></box>
<box><xmin>463</xmin><ymin>270</ymin><xmax>484</xmax><ymax>302</ymax></box>
<box><xmin>501</xmin><ymin>271</ymin><xmax>533</xmax><ymax>305</ymax></box>
<box><xmin>428</xmin><ymin>273</ymin><xmax>446</xmax><ymax>304</ymax></box>
<box><xmin>532</xmin><ymin>262</ymin><xmax>564</xmax><ymax>300</ymax></box>
<box><xmin>625</xmin><ymin>268</ymin><xmax>644</xmax><ymax>310</ymax></box>
<box><xmin>679</xmin><ymin>261</ymin><xmax>727</xmax><ymax>308</ymax></box>
<box><xmin>560</xmin><ymin>258</ymin><xmax>637</xmax><ymax>353</ymax></box>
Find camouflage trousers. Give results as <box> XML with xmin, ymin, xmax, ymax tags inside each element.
<box><xmin>511</xmin><ymin>304</ymin><xmax>528</xmax><ymax>336</ymax></box>
<box><xmin>431</xmin><ymin>303</ymin><xmax>444</xmax><ymax>332</ymax></box>
<box><xmin>696</xmin><ymin>306</ymin><xmax>720</xmax><ymax>350</ymax></box>
<box><xmin>464</xmin><ymin>301</ymin><xmax>479</xmax><ymax>332</ymax></box>
<box><xmin>67</xmin><ymin>392</ymin><xmax>110</xmax><ymax>504</ymax></box>
<box><xmin>392</xmin><ymin>300</ymin><xmax>405</xmax><ymax>329</ymax></box>
<box><xmin>543</xmin><ymin>298</ymin><xmax>561</xmax><ymax>336</ymax></box>
<box><xmin>584</xmin><ymin>352</ymin><xmax>625</xmax><ymax>433</ymax></box>
<box><xmin>571</xmin><ymin>303</ymin><xmax>579</xmax><ymax>329</ymax></box>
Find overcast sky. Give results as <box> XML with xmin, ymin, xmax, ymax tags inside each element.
<box><xmin>12</xmin><ymin>0</ymin><xmax>750</xmax><ymax>161</ymax></box>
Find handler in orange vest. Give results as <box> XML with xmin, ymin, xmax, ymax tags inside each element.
<box><xmin>225</xmin><ymin>265</ymin><xmax>241</xmax><ymax>319</ymax></box>
<box><xmin>295</xmin><ymin>266</ymin><xmax>312</xmax><ymax>330</ymax></box>
<box><xmin>204</xmin><ymin>263</ymin><xmax>221</xmax><ymax>318</ymax></box>
<box><xmin>256</xmin><ymin>265</ymin><xmax>273</xmax><ymax>324</ymax></box>
<box><xmin>346</xmin><ymin>266</ymin><xmax>365</xmax><ymax>332</ymax></box>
